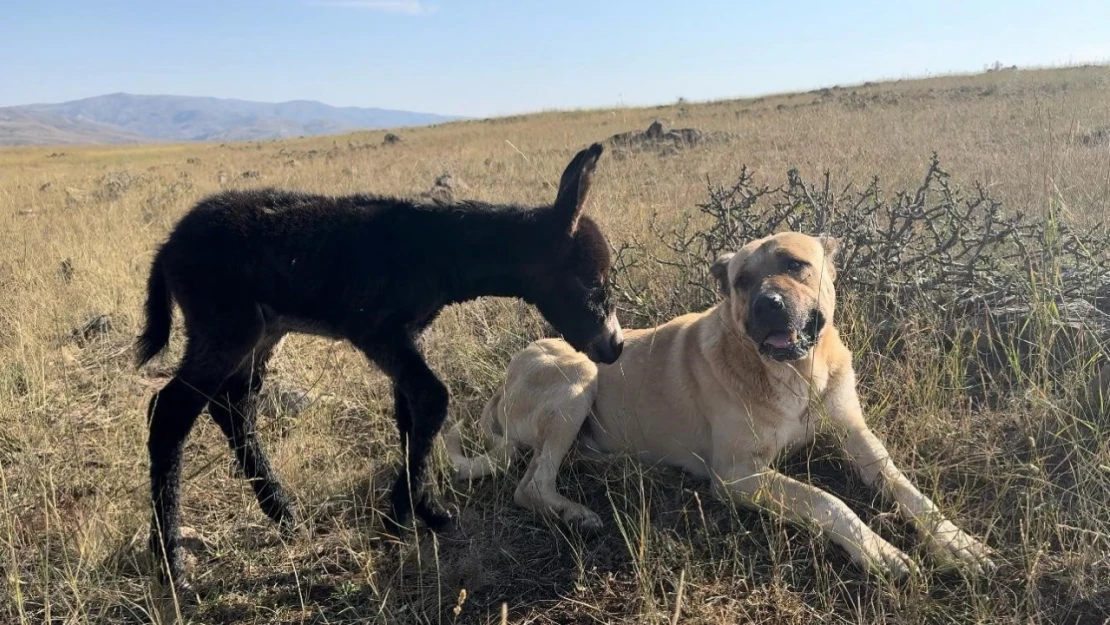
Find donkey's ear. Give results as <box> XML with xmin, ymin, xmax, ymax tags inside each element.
<box><xmin>552</xmin><ymin>142</ymin><xmax>603</xmax><ymax>235</ymax></box>
<box><xmin>710</xmin><ymin>252</ymin><xmax>735</xmax><ymax>297</ymax></box>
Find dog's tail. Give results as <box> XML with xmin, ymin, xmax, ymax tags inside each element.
<box><xmin>444</xmin><ymin>383</ymin><xmax>518</xmax><ymax>479</ymax></box>
<box><xmin>136</xmin><ymin>249</ymin><xmax>174</xmax><ymax>367</ymax></box>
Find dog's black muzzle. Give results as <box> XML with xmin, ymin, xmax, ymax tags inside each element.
<box><xmin>747</xmin><ymin>292</ymin><xmax>826</xmax><ymax>362</ymax></box>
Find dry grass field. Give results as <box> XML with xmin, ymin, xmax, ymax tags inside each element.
<box><xmin>3</xmin><ymin>65</ymin><xmax>1110</xmax><ymax>624</ymax></box>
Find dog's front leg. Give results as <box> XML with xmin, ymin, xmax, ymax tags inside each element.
<box><xmin>712</xmin><ymin>463</ymin><xmax>916</xmax><ymax>579</ymax></box>
<box><xmin>823</xmin><ymin>373</ymin><xmax>995</xmax><ymax>574</ymax></box>
<box><xmin>842</xmin><ymin>426</ymin><xmax>995</xmax><ymax>574</ymax></box>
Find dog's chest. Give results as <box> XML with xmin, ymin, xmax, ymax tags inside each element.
<box><xmin>757</xmin><ymin>366</ymin><xmax>828</xmax><ymax>455</ymax></box>
<box><xmin>762</xmin><ymin>398</ymin><xmax>811</xmax><ymax>454</ymax></box>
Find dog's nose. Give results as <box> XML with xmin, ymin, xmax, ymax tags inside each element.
<box><xmin>753</xmin><ymin>292</ymin><xmax>786</xmax><ymax>316</ymax></box>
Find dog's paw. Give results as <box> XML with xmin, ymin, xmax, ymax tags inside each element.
<box><xmin>561</xmin><ymin>505</ymin><xmax>603</xmax><ymax>530</ymax></box>
<box><xmin>925</xmin><ymin>521</ymin><xmax>995</xmax><ymax>576</ymax></box>
<box><xmin>858</xmin><ymin>536</ymin><xmax>919</xmax><ymax>581</ymax></box>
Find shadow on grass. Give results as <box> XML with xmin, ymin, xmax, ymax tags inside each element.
<box><xmin>81</xmin><ymin>439</ymin><xmax>1110</xmax><ymax>624</ymax></box>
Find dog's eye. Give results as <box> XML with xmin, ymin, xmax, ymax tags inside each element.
<box><xmin>785</xmin><ymin>258</ymin><xmax>807</xmax><ymax>273</ymax></box>
<box><xmin>734</xmin><ymin>273</ymin><xmax>753</xmax><ymax>291</ymax></box>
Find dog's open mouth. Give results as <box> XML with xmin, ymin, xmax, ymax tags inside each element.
<box><xmin>758</xmin><ymin>311</ymin><xmax>824</xmax><ymax>362</ymax></box>
<box><xmin>759</xmin><ymin>330</ymin><xmax>810</xmax><ymax>361</ymax></box>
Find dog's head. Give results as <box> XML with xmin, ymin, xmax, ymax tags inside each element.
<box><xmin>710</xmin><ymin>232</ymin><xmax>839</xmax><ymax>362</ymax></box>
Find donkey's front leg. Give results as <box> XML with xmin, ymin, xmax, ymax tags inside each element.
<box><xmin>361</xmin><ymin>332</ymin><xmax>455</xmax><ymax>534</ymax></box>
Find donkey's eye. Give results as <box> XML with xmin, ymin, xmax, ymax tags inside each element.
<box><xmin>579</xmin><ymin>275</ymin><xmax>604</xmax><ymax>290</ymax></box>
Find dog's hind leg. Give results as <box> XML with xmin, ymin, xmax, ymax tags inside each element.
<box><xmin>445</xmin><ymin>383</ymin><xmax>521</xmax><ymax>480</ymax></box>
<box><xmin>513</xmin><ymin>380</ymin><xmax>602</xmax><ymax>529</ymax></box>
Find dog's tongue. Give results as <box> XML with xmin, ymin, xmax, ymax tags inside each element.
<box><xmin>764</xmin><ymin>331</ymin><xmax>795</xmax><ymax>349</ymax></box>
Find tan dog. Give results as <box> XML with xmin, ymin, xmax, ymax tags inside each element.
<box><xmin>446</xmin><ymin>232</ymin><xmax>994</xmax><ymax>578</ymax></box>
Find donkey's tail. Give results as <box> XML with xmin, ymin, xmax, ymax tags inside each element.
<box><xmin>136</xmin><ymin>250</ymin><xmax>173</xmax><ymax>366</ymax></box>
<box><xmin>444</xmin><ymin>383</ymin><xmax>518</xmax><ymax>480</ymax></box>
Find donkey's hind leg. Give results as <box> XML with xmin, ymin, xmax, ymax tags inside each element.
<box><xmin>207</xmin><ymin>333</ymin><xmax>296</xmax><ymax>529</ymax></box>
<box><xmin>147</xmin><ymin>301</ymin><xmax>265</xmax><ymax>590</ymax></box>
<box><xmin>148</xmin><ymin>341</ymin><xmax>259</xmax><ymax>589</ymax></box>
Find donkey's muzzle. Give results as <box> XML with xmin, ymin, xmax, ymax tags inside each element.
<box><xmin>587</xmin><ymin>334</ymin><xmax>623</xmax><ymax>364</ymax></box>
<box><xmin>586</xmin><ymin>314</ymin><xmax>624</xmax><ymax>364</ymax></box>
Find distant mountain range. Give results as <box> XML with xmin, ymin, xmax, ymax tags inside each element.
<box><xmin>0</xmin><ymin>93</ymin><xmax>460</xmax><ymax>145</ymax></box>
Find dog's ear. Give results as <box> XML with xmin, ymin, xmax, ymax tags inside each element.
<box><xmin>818</xmin><ymin>234</ymin><xmax>840</xmax><ymax>262</ymax></box>
<box><xmin>710</xmin><ymin>252</ymin><xmax>735</xmax><ymax>297</ymax></box>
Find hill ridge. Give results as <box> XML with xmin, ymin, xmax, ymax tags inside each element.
<box><xmin>0</xmin><ymin>92</ymin><xmax>460</xmax><ymax>146</ymax></box>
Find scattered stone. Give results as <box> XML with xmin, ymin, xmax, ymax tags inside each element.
<box><xmin>417</xmin><ymin>172</ymin><xmax>467</xmax><ymax>206</ymax></box>
<box><xmin>258</xmin><ymin>383</ymin><xmax>313</xmax><ymax>417</ymax></box>
<box><xmin>71</xmin><ymin>314</ymin><xmax>112</xmax><ymax>344</ymax></box>
<box><xmin>605</xmin><ymin>120</ymin><xmax>720</xmax><ymax>152</ymax></box>
<box><xmin>178</xmin><ymin>526</ymin><xmax>211</xmax><ymax>551</ymax></box>
<box><xmin>241</xmin><ymin>169</ymin><xmax>261</xmax><ymax>179</ymax></box>
<box><xmin>1078</xmin><ymin>127</ymin><xmax>1110</xmax><ymax>147</ymax></box>
<box><xmin>95</xmin><ymin>170</ymin><xmax>141</xmax><ymax>201</ymax></box>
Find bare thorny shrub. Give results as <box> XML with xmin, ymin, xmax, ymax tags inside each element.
<box><xmin>614</xmin><ymin>153</ymin><xmax>1110</xmax><ymax>395</ymax></box>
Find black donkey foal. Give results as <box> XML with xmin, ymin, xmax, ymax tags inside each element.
<box><xmin>136</xmin><ymin>143</ymin><xmax>623</xmax><ymax>590</ymax></box>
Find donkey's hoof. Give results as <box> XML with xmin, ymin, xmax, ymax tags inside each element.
<box><xmin>428</xmin><ymin>513</ymin><xmax>459</xmax><ymax>534</ymax></box>
<box><xmin>420</xmin><ymin>507</ymin><xmax>459</xmax><ymax>534</ymax></box>
<box><xmin>272</xmin><ymin>504</ymin><xmax>300</xmax><ymax>537</ymax></box>
<box><xmin>381</xmin><ymin>511</ymin><xmax>412</xmax><ymax>538</ymax></box>
<box><xmin>152</xmin><ymin>571</ymin><xmax>197</xmax><ymax>605</ymax></box>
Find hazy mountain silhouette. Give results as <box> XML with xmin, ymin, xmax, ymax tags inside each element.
<box><xmin>0</xmin><ymin>93</ymin><xmax>459</xmax><ymax>145</ymax></box>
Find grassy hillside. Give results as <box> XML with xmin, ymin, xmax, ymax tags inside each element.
<box><xmin>2</xmin><ymin>65</ymin><xmax>1109</xmax><ymax>624</ymax></box>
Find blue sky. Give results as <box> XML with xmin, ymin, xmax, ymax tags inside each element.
<box><xmin>3</xmin><ymin>0</ymin><xmax>1109</xmax><ymax>116</ymax></box>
